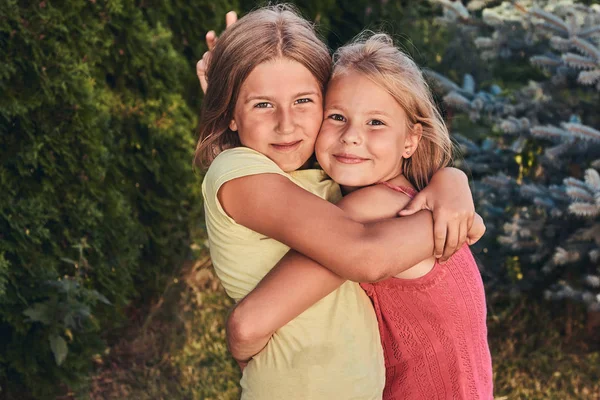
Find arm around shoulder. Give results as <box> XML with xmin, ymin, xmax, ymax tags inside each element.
<box><xmin>220</xmin><ymin>174</ymin><xmax>435</xmax><ymax>282</ymax></box>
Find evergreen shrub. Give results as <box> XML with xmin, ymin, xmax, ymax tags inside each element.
<box><xmin>427</xmin><ymin>0</ymin><xmax>600</xmax><ymax>319</ymax></box>
<box><xmin>0</xmin><ymin>0</ymin><xmax>233</xmax><ymax>397</ymax></box>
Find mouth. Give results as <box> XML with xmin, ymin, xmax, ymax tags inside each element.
<box><xmin>271</xmin><ymin>140</ymin><xmax>302</xmax><ymax>152</ymax></box>
<box><xmin>333</xmin><ymin>153</ymin><xmax>369</xmax><ymax>164</ymax></box>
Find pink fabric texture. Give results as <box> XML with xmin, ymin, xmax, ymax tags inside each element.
<box><xmin>360</xmin><ymin>182</ymin><xmax>493</xmax><ymax>400</ymax></box>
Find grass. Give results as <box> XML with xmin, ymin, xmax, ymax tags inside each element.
<box><xmin>83</xmin><ymin>254</ymin><xmax>600</xmax><ymax>400</ymax></box>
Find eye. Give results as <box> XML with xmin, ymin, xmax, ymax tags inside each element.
<box><xmin>254</xmin><ymin>102</ymin><xmax>272</xmax><ymax>109</ymax></box>
<box><xmin>367</xmin><ymin>119</ymin><xmax>385</xmax><ymax>126</ymax></box>
<box><xmin>328</xmin><ymin>113</ymin><xmax>346</xmax><ymax>122</ymax></box>
<box><xmin>295</xmin><ymin>98</ymin><xmax>312</xmax><ymax>105</ymax></box>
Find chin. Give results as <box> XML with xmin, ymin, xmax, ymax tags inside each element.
<box><xmin>328</xmin><ymin>173</ymin><xmax>371</xmax><ymax>188</ymax></box>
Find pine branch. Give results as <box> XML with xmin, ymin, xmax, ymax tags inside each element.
<box><xmin>553</xmin><ymin>247</ymin><xmax>580</xmax><ymax>265</ymax></box>
<box><xmin>565</xmin><ymin>177</ymin><xmax>592</xmax><ymax>193</ymax></box>
<box><xmin>530</xmin><ymin>55</ymin><xmax>562</xmax><ymax>70</ymax></box>
<box><xmin>570</xmin><ymin>36</ymin><xmax>600</xmax><ymax>61</ymax></box>
<box><xmin>521</xmin><ymin>183</ymin><xmax>547</xmax><ymax>198</ymax></box>
<box><xmin>565</xmin><ymin>186</ymin><xmax>595</xmax><ymax>203</ymax></box>
<box><xmin>444</xmin><ymin>92</ymin><xmax>472</xmax><ymax>110</ymax></box>
<box><xmin>463</xmin><ymin>74</ymin><xmax>475</xmax><ymax>93</ymax></box>
<box><xmin>585</xmin><ymin>168</ymin><xmax>600</xmax><ymax>191</ymax></box>
<box><xmin>550</xmin><ymin>36</ymin><xmax>572</xmax><ymax>52</ymax></box>
<box><xmin>530</xmin><ymin>7</ymin><xmax>569</xmax><ymax>36</ymax></box>
<box><xmin>432</xmin><ymin>0</ymin><xmax>470</xmax><ymax>20</ymax></box>
<box><xmin>569</xmin><ymin>202</ymin><xmax>600</xmax><ymax>217</ymax></box>
<box><xmin>577</xmin><ymin>69</ymin><xmax>600</xmax><ymax>86</ymax></box>
<box><xmin>563</xmin><ymin>123</ymin><xmax>600</xmax><ymax>141</ymax></box>
<box><xmin>579</xmin><ymin>25</ymin><xmax>600</xmax><ymax>39</ymax></box>
<box><xmin>545</xmin><ymin>142</ymin><xmax>573</xmax><ymax>159</ymax></box>
<box><xmin>482</xmin><ymin>173</ymin><xmax>515</xmax><ymax>189</ymax></box>
<box><xmin>423</xmin><ymin>69</ymin><xmax>462</xmax><ymax>94</ymax></box>
<box><xmin>562</xmin><ymin>53</ymin><xmax>598</xmax><ymax>70</ymax></box>
<box><xmin>531</xmin><ymin>125</ymin><xmax>572</xmax><ymax>142</ymax></box>
<box><xmin>585</xmin><ymin>275</ymin><xmax>600</xmax><ymax>288</ymax></box>
<box><xmin>500</xmin><ymin>117</ymin><xmax>530</xmax><ymax>134</ymax></box>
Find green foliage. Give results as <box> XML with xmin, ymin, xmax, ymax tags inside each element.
<box><xmin>87</xmin><ymin>270</ymin><xmax>600</xmax><ymax>400</ymax></box>
<box><xmin>0</xmin><ymin>0</ymin><xmax>234</xmax><ymax>397</ymax></box>
<box><xmin>427</xmin><ymin>1</ymin><xmax>600</xmax><ymax>309</ymax></box>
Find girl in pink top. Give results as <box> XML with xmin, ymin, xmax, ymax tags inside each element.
<box><xmin>362</xmin><ymin>184</ymin><xmax>492</xmax><ymax>399</ymax></box>
<box><xmin>229</xmin><ymin>32</ymin><xmax>493</xmax><ymax>399</ymax></box>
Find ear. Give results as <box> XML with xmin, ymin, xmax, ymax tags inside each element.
<box><xmin>403</xmin><ymin>123</ymin><xmax>423</xmax><ymax>159</ymax></box>
<box><xmin>229</xmin><ymin>119</ymin><xmax>238</xmax><ymax>132</ymax></box>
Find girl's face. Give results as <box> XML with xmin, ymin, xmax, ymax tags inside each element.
<box><xmin>316</xmin><ymin>71</ymin><xmax>420</xmax><ymax>191</ymax></box>
<box><xmin>230</xmin><ymin>57</ymin><xmax>324</xmax><ymax>172</ymax></box>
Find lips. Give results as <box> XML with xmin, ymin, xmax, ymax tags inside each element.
<box><xmin>333</xmin><ymin>153</ymin><xmax>369</xmax><ymax>164</ymax></box>
<box><xmin>271</xmin><ymin>140</ymin><xmax>302</xmax><ymax>152</ymax></box>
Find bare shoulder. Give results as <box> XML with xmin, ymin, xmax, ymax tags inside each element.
<box><xmin>337</xmin><ymin>184</ymin><xmax>413</xmax><ymax>223</ymax></box>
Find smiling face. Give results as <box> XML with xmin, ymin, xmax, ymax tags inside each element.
<box><xmin>230</xmin><ymin>57</ymin><xmax>324</xmax><ymax>172</ymax></box>
<box><xmin>316</xmin><ymin>70</ymin><xmax>421</xmax><ymax>191</ymax></box>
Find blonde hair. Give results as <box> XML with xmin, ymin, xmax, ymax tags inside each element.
<box><xmin>332</xmin><ymin>33</ymin><xmax>453</xmax><ymax>190</ymax></box>
<box><xmin>194</xmin><ymin>5</ymin><xmax>331</xmax><ymax>168</ymax></box>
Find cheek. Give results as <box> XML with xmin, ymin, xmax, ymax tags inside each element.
<box><xmin>315</xmin><ymin>124</ymin><xmax>337</xmax><ymax>149</ymax></box>
<box><xmin>303</xmin><ymin>109</ymin><xmax>323</xmax><ymax>137</ymax></box>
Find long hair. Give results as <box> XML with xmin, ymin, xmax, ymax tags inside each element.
<box><xmin>332</xmin><ymin>33</ymin><xmax>453</xmax><ymax>190</ymax></box>
<box><xmin>194</xmin><ymin>5</ymin><xmax>331</xmax><ymax>168</ymax></box>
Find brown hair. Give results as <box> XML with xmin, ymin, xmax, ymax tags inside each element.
<box><xmin>332</xmin><ymin>33</ymin><xmax>453</xmax><ymax>190</ymax></box>
<box><xmin>194</xmin><ymin>4</ymin><xmax>331</xmax><ymax>168</ymax></box>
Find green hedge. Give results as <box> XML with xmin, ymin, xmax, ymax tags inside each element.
<box><xmin>0</xmin><ymin>1</ymin><xmax>457</xmax><ymax>397</ymax></box>
<box><xmin>0</xmin><ymin>0</ymin><xmax>234</xmax><ymax>397</ymax></box>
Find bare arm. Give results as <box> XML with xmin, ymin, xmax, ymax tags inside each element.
<box><xmin>226</xmin><ymin>184</ymin><xmax>431</xmax><ymax>363</ymax></box>
<box><xmin>219</xmin><ymin>174</ymin><xmax>434</xmax><ymax>282</ymax></box>
<box><xmin>399</xmin><ymin>167</ymin><xmax>485</xmax><ymax>260</ymax></box>
<box><xmin>225</xmin><ymin>174</ymin><xmax>486</xmax><ymax>364</ymax></box>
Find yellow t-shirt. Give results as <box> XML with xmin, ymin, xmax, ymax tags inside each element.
<box><xmin>202</xmin><ymin>147</ymin><xmax>385</xmax><ymax>400</ymax></box>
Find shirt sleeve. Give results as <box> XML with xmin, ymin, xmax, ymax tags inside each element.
<box><xmin>202</xmin><ymin>147</ymin><xmax>288</xmax><ymax>224</ymax></box>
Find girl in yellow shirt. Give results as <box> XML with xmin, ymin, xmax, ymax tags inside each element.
<box><xmin>197</xmin><ymin>5</ymin><xmax>484</xmax><ymax>399</ymax></box>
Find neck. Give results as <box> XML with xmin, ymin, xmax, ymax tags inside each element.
<box><xmin>340</xmin><ymin>174</ymin><xmax>408</xmax><ymax>196</ymax></box>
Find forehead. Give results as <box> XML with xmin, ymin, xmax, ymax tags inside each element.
<box><xmin>325</xmin><ymin>71</ymin><xmax>408</xmax><ymax>120</ymax></box>
<box><xmin>240</xmin><ymin>57</ymin><xmax>321</xmax><ymax>97</ymax></box>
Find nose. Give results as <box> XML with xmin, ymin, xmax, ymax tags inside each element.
<box><xmin>340</xmin><ymin>124</ymin><xmax>362</xmax><ymax>145</ymax></box>
<box><xmin>276</xmin><ymin>107</ymin><xmax>295</xmax><ymax>135</ymax></box>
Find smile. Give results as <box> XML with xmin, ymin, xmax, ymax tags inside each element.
<box><xmin>333</xmin><ymin>153</ymin><xmax>369</xmax><ymax>164</ymax></box>
<box><xmin>271</xmin><ymin>140</ymin><xmax>302</xmax><ymax>152</ymax></box>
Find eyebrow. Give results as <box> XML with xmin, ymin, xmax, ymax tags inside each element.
<box><xmin>366</xmin><ymin>110</ymin><xmax>392</xmax><ymax>118</ymax></box>
<box><xmin>324</xmin><ymin>104</ymin><xmax>346</xmax><ymax>112</ymax></box>
<box><xmin>244</xmin><ymin>91</ymin><xmax>321</xmax><ymax>104</ymax></box>
<box><xmin>325</xmin><ymin>106</ymin><xmax>392</xmax><ymax>118</ymax></box>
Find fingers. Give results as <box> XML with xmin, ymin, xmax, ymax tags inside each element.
<box><xmin>197</xmin><ymin>52</ymin><xmax>211</xmax><ymax>93</ymax></box>
<box><xmin>206</xmin><ymin>30</ymin><xmax>217</xmax><ymax>51</ymax></box>
<box><xmin>433</xmin><ymin>221</ymin><xmax>447</xmax><ymax>260</ymax></box>
<box><xmin>456</xmin><ymin>218</ymin><xmax>468</xmax><ymax>252</ymax></box>
<box><xmin>440</xmin><ymin>221</ymin><xmax>459</xmax><ymax>262</ymax></box>
<box><xmin>398</xmin><ymin>199</ymin><xmax>419</xmax><ymax>216</ymax></box>
<box><xmin>226</xmin><ymin>11</ymin><xmax>238</xmax><ymax>27</ymax></box>
<box><xmin>467</xmin><ymin>213</ymin><xmax>486</xmax><ymax>245</ymax></box>
<box><xmin>467</xmin><ymin>211</ymin><xmax>474</xmax><ymax>232</ymax></box>
<box><xmin>201</xmin><ymin>10</ymin><xmax>237</xmax><ymax>92</ymax></box>
<box><xmin>398</xmin><ymin>193</ymin><xmax>429</xmax><ymax>216</ymax></box>
<box><xmin>207</xmin><ymin>11</ymin><xmax>237</xmax><ymax>52</ymax></box>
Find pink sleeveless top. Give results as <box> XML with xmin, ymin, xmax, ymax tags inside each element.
<box><xmin>360</xmin><ymin>182</ymin><xmax>493</xmax><ymax>400</ymax></box>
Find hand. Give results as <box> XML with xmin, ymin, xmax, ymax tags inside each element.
<box><xmin>468</xmin><ymin>212</ymin><xmax>486</xmax><ymax>246</ymax></box>
<box><xmin>196</xmin><ymin>11</ymin><xmax>238</xmax><ymax>93</ymax></box>
<box><xmin>399</xmin><ymin>168</ymin><xmax>485</xmax><ymax>261</ymax></box>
